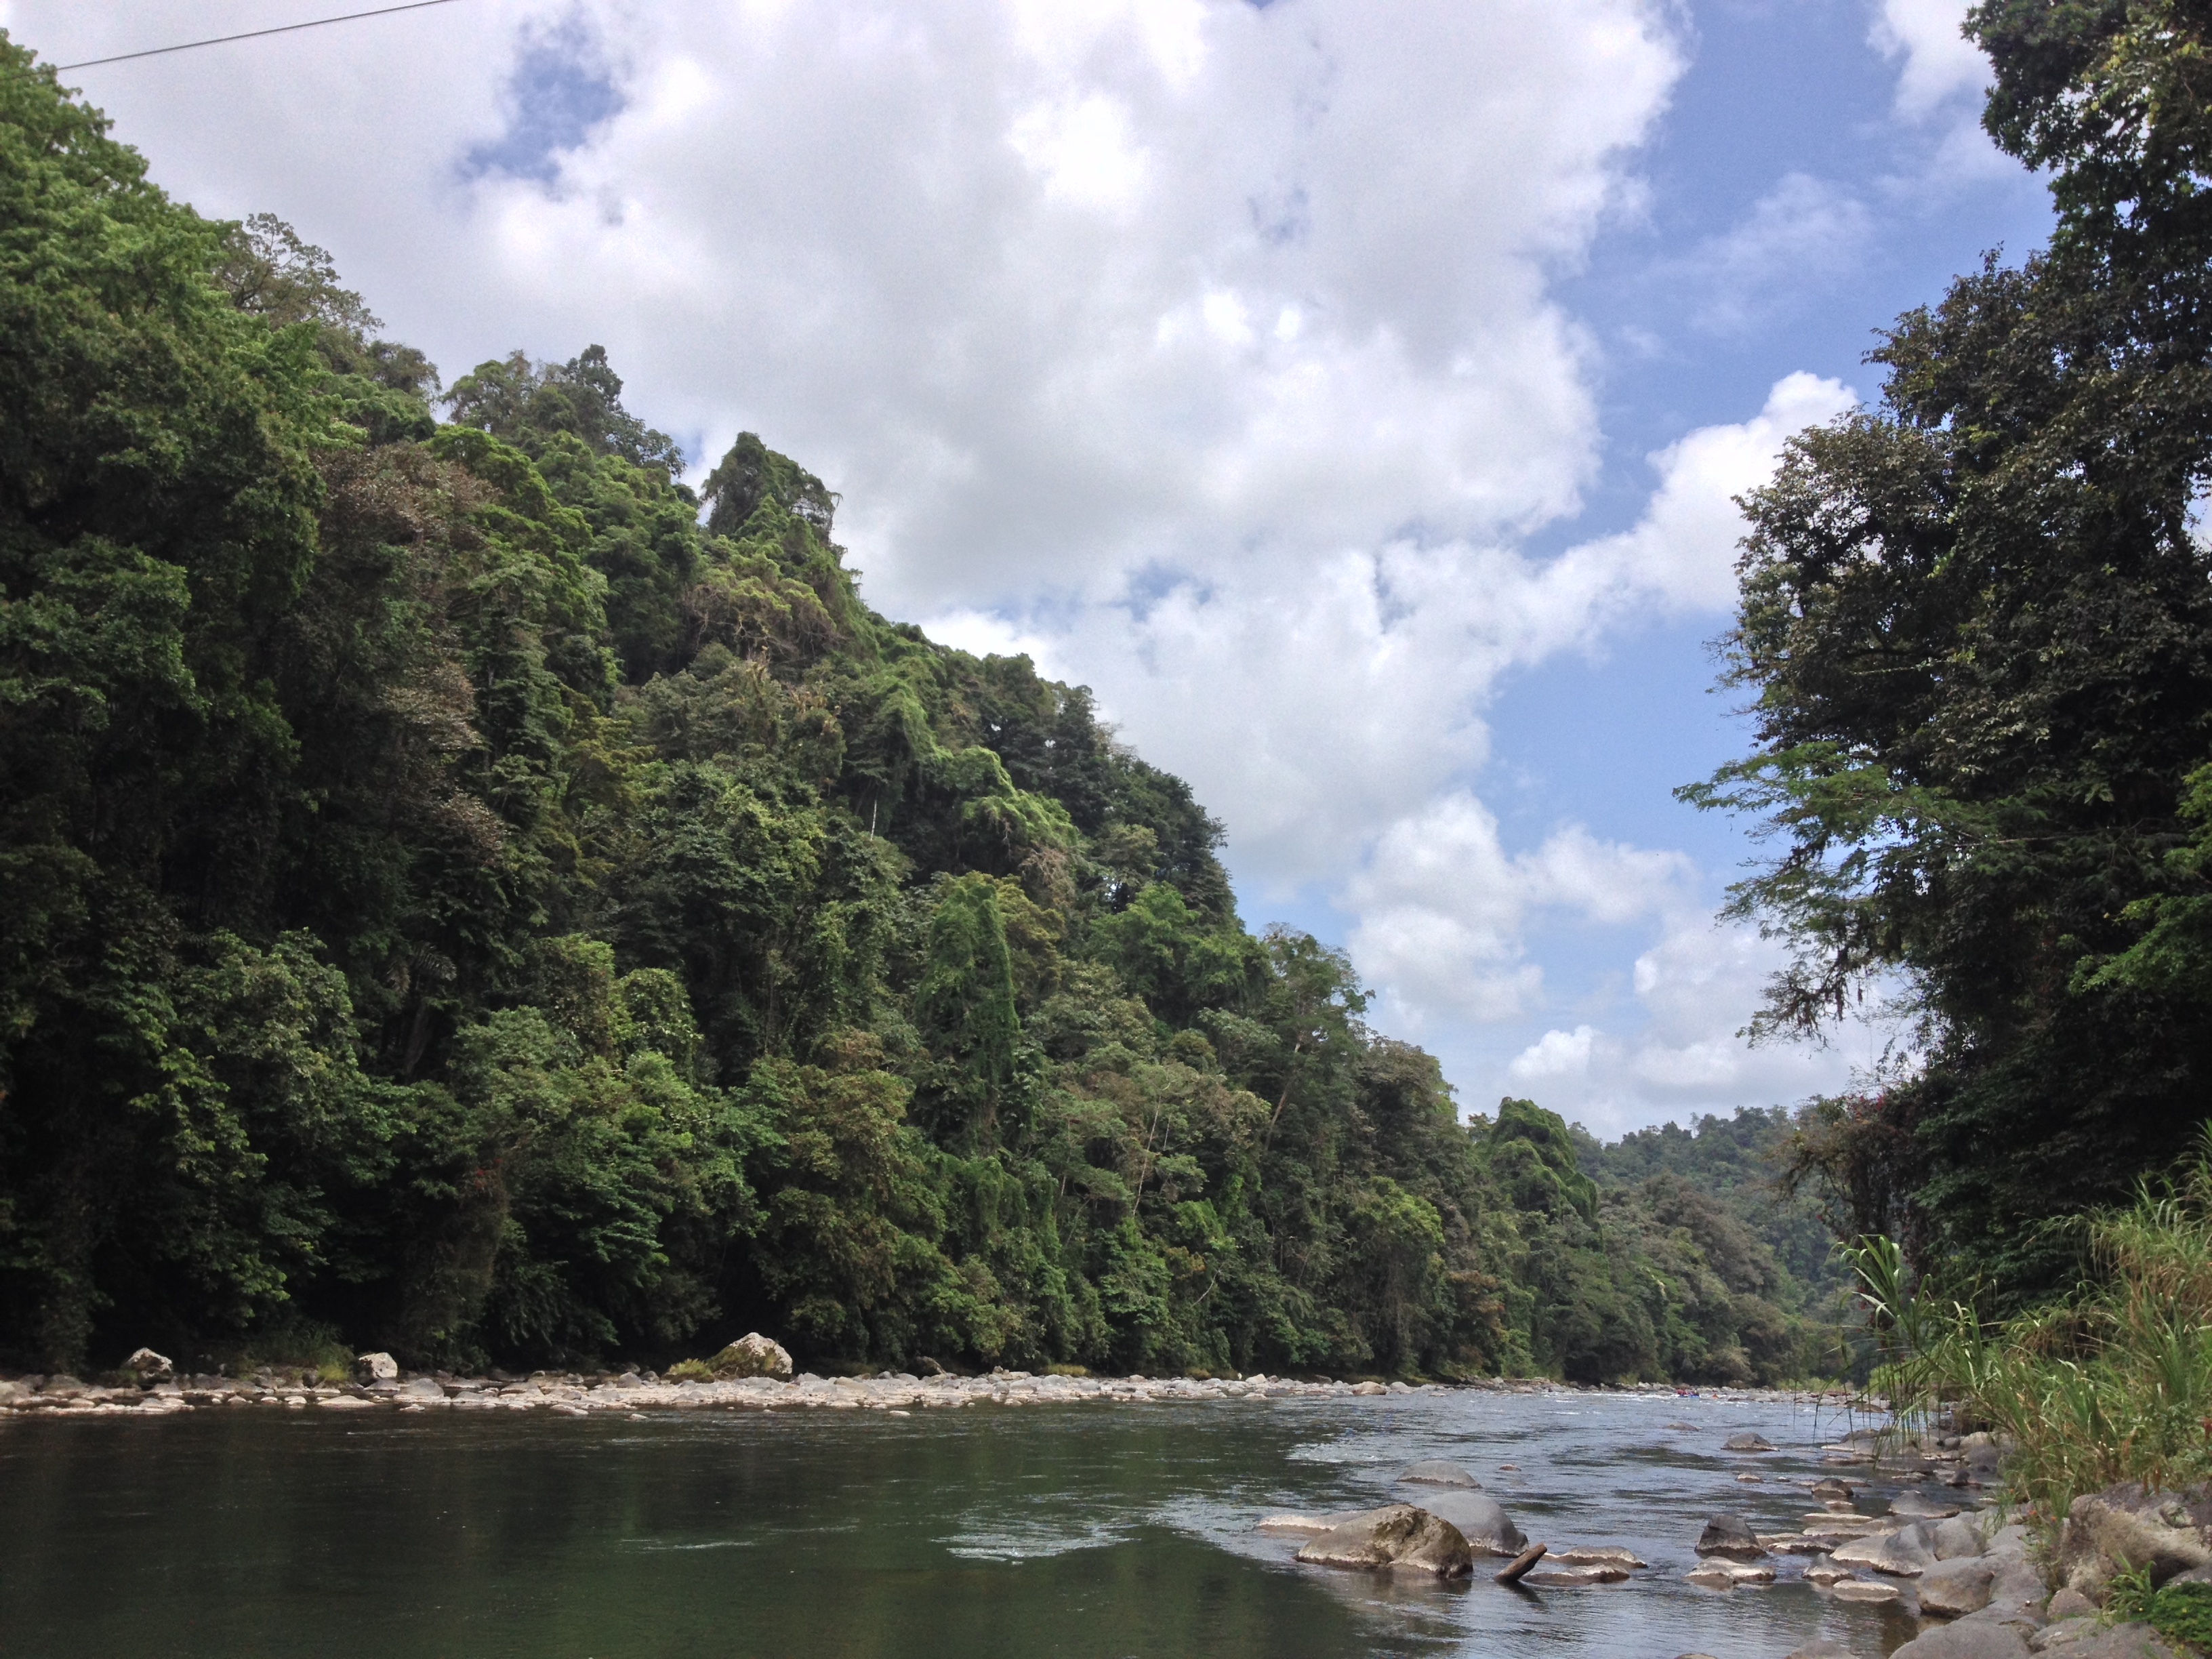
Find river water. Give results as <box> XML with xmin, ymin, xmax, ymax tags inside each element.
<box><xmin>0</xmin><ymin>1387</ymin><xmax>1924</xmax><ymax>1658</ymax></box>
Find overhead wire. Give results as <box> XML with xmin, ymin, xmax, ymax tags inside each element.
<box><xmin>54</xmin><ymin>0</ymin><xmax>464</xmax><ymax>73</ymax></box>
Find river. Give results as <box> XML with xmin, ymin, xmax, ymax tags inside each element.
<box><xmin>0</xmin><ymin>1387</ymin><xmax>1922</xmax><ymax>1657</ymax></box>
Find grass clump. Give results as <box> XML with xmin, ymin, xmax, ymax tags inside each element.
<box><xmin>2109</xmin><ymin>1565</ymin><xmax>2212</xmax><ymax>1652</ymax></box>
<box><xmin>664</xmin><ymin>1359</ymin><xmax>715</xmax><ymax>1382</ymax></box>
<box><xmin>1851</xmin><ymin>1132</ymin><xmax>2212</xmax><ymax>1536</ymax></box>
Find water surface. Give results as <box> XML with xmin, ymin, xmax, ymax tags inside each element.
<box><xmin>0</xmin><ymin>1389</ymin><xmax>1923</xmax><ymax>1657</ymax></box>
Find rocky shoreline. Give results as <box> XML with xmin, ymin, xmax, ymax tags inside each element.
<box><xmin>0</xmin><ymin>1368</ymin><xmax>1851</xmax><ymax>1420</ymax></box>
<box><xmin>0</xmin><ymin>1340</ymin><xmax>1857</xmax><ymax>1420</ymax></box>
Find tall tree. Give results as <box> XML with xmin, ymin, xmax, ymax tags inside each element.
<box><xmin>1687</xmin><ymin>0</ymin><xmax>2212</xmax><ymax>1296</ymax></box>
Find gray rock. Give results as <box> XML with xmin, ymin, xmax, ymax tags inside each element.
<box><xmin>1416</xmin><ymin>1489</ymin><xmax>1528</xmax><ymax>1555</ymax></box>
<box><xmin>1920</xmin><ymin>1557</ymin><xmax>1998</xmax><ymax>1618</ymax></box>
<box><xmin>1553</xmin><ymin>1545</ymin><xmax>1646</xmax><ymax>1568</ymax></box>
<box><xmin>399</xmin><ymin>1376</ymin><xmax>445</xmax><ymax>1399</ymax></box>
<box><xmin>2057</xmin><ymin>1483</ymin><xmax>2212</xmax><ymax>1602</ymax></box>
<box><xmin>1933</xmin><ymin>1516</ymin><xmax>1988</xmax><ymax>1559</ymax></box>
<box><xmin>2027</xmin><ymin>1620</ymin><xmax>2186</xmax><ymax>1657</ymax></box>
<box><xmin>1398</xmin><ymin>1460</ymin><xmax>1481</xmax><ymax>1489</ymax></box>
<box><xmin>2044</xmin><ymin>1590</ymin><xmax>2095</xmax><ymax>1622</ymax></box>
<box><xmin>1254</xmin><ymin>1514</ymin><xmax>1340</xmax><ymax>1536</ymax></box>
<box><xmin>1809</xmin><ymin>1477</ymin><xmax>1857</xmax><ymax>1501</ymax></box>
<box><xmin>1891</xmin><ymin>1624</ymin><xmax>2031</xmax><ymax>1659</ymax></box>
<box><xmin>708</xmin><ymin>1334</ymin><xmax>795</xmax><ymax>1382</ymax></box>
<box><xmin>1696</xmin><ymin>1514</ymin><xmax>1767</xmax><ymax>1559</ymax></box>
<box><xmin>1783</xmin><ymin>1643</ymin><xmax>1854</xmax><ymax>1659</ymax></box>
<box><xmin>1831</xmin><ymin>1580</ymin><xmax>1903</xmax><ymax>1603</ymax></box>
<box><xmin>1686</xmin><ymin>1559</ymin><xmax>1776</xmax><ymax>1588</ymax></box>
<box><xmin>1294</xmin><ymin>1504</ymin><xmax>1473</xmax><ymax>1578</ymax></box>
<box><xmin>124</xmin><ymin>1347</ymin><xmax>173</xmax><ymax>1383</ymax></box>
<box><xmin>1725</xmin><ymin>1432</ymin><xmax>1778</xmax><ymax>1452</ymax></box>
<box><xmin>1520</xmin><ymin>1563</ymin><xmax>1628</xmax><ymax>1586</ymax></box>
<box><xmin>1893</xmin><ymin>1494</ymin><xmax>1964</xmax><ymax>1519</ymax></box>
<box><xmin>1831</xmin><ymin>1523</ymin><xmax>1934</xmax><ymax>1577</ymax></box>
<box><xmin>354</xmin><ymin>1352</ymin><xmax>398</xmax><ymax>1385</ymax></box>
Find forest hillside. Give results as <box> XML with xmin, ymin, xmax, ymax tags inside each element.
<box><xmin>0</xmin><ymin>41</ymin><xmax>1826</xmax><ymax>1385</ymax></box>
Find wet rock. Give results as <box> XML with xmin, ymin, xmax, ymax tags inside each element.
<box><xmin>1416</xmin><ymin>1490</ymin><xmax>1528</xmax><ymax>1555</ymax></box>
<box><xmin>1398</xmin><ymin>1460</ymin><xmax>1481</xmax><ymax>1489</ymax></box>
<box><xmin>1831</xmin><ymin>1523</ymin><xmax>1934</xmax><ymax>1576</ymax></box>
<box><xmin>1685</xmin><ymin>1559</ymin><xmax>1776</xmax><ymax>1588</ymax></box>
<box><xmin>355</xmin><ymin>1352</ymin><xmax>398</xmax><ymax>1385</ymax></box>
<box><xmin>2057</xmin><ymin>1483</ymin><xmax>2212</xmax><ymax>1602</ymax></box>
<box><xmin>1696</xmin><ymin>1515</ymin><xmax>1767</xmax><ymax>1559</ymax></box>
<box><xmin>1738</xmin><ymin>1473</ymin><xmax>1767</xmax><ymax>1484</ymax></box>
<box><xmin>708</xmin><ymin>1334</ymin><xmax>795</xmax><ymax>1382</ymax></box>
<box><xmin>1805</xmin><ymin>1563</ymin><xmax>1854</xmax><ymax>1586</ymax></box>
<box><xmin>124</xmin><ymin>1348</ymin><xmax>173</xmax><ymax>1384</ymax></box>
<box><xmin>1831</xmin><ymin>1580</ymin><xmax>1904</xmax><ymax>1605</ymax></box>
<box><xmin>1553</xmin><ymin>1546</ymin><xmax>1647</xmax><ymax>1569</ymax></box>
<box><xmin>1254</xmin><ymin>1515</ymin><xmax>1340</xmax><ymax>1536</ymax></box>
<box><xmin>1920</xmin><ymin>1557</ymin><xmax>1998</xmax><ymax>1618</ymax></box>
<box><xmin>1725</xmin><ymin>1432</ymin><xmax>1778</xmax><ymax>1452</ymax></box>
<box><xmin>1294</xmin><ymin>1505</ymin><xmax>1473</xmax><ymax>1578</ymax></box>
<box><xmin>1783</xmin><ymin>1643</ymin><xmax>1854</xmax><ymax>1659</ymax></box>
<box><xmin>1809</xmin><ymin>1477</ymin><xmax>1856</xmax><ymax>1501</ymax></box>
<box><xmin>1662</xmin><ymin>1420</ymin><xmax>1700</xmax><ymax>1431</ymax></box>
<box><xmin>1521</xmin><ymin>1563</ymin><xmax>1627</xmax><ymax>1586</ymax></box>
<box><xmin>1891</xmin><ymin>1624</ymin><xmax>2031</xmax><ymax>1658</ymax></box>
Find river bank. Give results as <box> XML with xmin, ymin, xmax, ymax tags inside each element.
<box><xmin>0</xmin><ymin>1367</ymin><xmax>1861</xmax><ymax>1420</ymax></box>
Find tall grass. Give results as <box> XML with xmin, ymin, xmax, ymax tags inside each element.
<box><xmin>1852</xmin><ymin>1137</ymin><xmax>2212</xmax><ymax>1533</ymax></box>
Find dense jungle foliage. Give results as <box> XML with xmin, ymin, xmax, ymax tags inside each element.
<box><xmin>0</xmin><ymin>43</ymin><xmax>1828</xmax><ymax>1384</ymax></box>
<box><xmin>1689</xmin><ymin>0</ymin><xmax>2212</xmax><ymax>1303</ymax></box>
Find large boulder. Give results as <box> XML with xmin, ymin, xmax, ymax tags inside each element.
<box><xmin>1294</xmin><ymin>1505</ymin><xmax>1473</xmax><ymax>1578</ymax></box>
<box><xmin>708</xmin><ymin>1333</ymin><xmax>794</xmax><ymax>1382</ymax></box>
<box><xmin>2057</xmin><ymin>1484</ymin><xmax>2212</xmax><ymax>1603</ymax></box>
<box><xmin>124</xmin><ymin>1347</ymin><xmax>173</xmax><ymax>1384</ymax></box>
<box><xmin>2027</xmin><ymin>1618</ymin><xmax>2189</xmax><ymax>1656</ymax></box>
<box><xmin>1416</xmin><ymin>1490</ymin><xmax>1527</xmax><ymax>1555</ymax></box>
<box><xmin>1932</xmin><ymin>1516</ymin><xmax>1988</xmax><ymax>1559</ymax></box>
<box><xmin>1888</xmin><ymin>1624</ymin><xmax>2030</xmax><ymax>1659</ymax></box>
<box><xmin>1398</xmin><ymin>1460</ymin><xmax>1481</xmax><ymax>1489</ymax></box>
<box><xmin>1723</xmin><ymin>1431</ymin><xmax>1776</xmax><ymax>1452</ymax></box>
<box><xmin>1694</xmin><ymin>1515</ymin><xmax>1766</xmax><ymax>1559</ymax></box>
<box><xmin>355</xmin><ymin>1351</ymin><xmax>399</xmax><ymax>1385</ymax></box>
<box><xmin>1919</xmin><ymin>1556</ymin><xmax>1997</xmax><ymax>1618</ymax></box>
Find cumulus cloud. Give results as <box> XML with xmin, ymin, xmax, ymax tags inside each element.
<box><xmin>1870</xmin><ymin>0</ymin><xmax>1990</xmax><ymax>120</ymax></box>
<box><xmin>8</xmin><ymin>0</ymin><xmax>1886</xmax><ymax>1134</ymax></box>
<box><xmin>1495</xmin><ymin>916</ymin><xmax>1898</xmax><ymax>1138</ymax></box>
<box><xmin>1347</xmin><ymin>794</ymin><xmax>1691</xmax><ymax>1023</ymax></box>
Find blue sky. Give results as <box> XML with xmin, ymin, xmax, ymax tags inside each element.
<box><xmin>6</xmin><ymin>0</ymin><xmax>2057</xmax><ymax>1136</ymax></box>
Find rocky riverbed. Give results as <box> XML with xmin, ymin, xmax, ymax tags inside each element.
<box><xmin>0</xmin><ymin>1363</ymin><xmax>1848</xmax><ymax>1420</ymax></box>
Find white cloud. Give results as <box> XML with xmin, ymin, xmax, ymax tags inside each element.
<box><xmin>1870</xmin><ymin>0</ymin><xmax>1990</xmax><ymax>120</ymax></box>
<box><xmin>1345</xmin><ymin>793</ymin><xmax>1691</xmax><ymax>1023</ymax></box>
<box><xmin>1496</xmin><ymin>916</ymin><xmax>1896</xmax><ymax>1138</ymax></box>
<box><xmin>1684</xmin><ymin>173</ymin><xmax>1874</xmax><ymax>334</ymax></box>
<box><xmin>4</xmin><ymin>0</ymin><xmax>1891</xmax><ymax>1136</ymax></box>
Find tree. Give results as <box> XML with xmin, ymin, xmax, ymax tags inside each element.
<box><xmin>1686</xmin><ymin>0</ymin><xmax>2212</xmax><ymax>1296</ymax></box>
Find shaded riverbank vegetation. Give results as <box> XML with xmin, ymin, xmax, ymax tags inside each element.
<box><xmin>0</xmin><ymin>43</ymin><xmax>1838</xmax><ymax>1387</ymax></box>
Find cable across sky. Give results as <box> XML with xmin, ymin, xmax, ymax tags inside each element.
<box><xmin>57</xmin><ymin>0</ymin><xmax>464</xmax><ymax>73</ymax></box>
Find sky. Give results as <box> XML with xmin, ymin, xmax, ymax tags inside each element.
<box><xmin>3</xmin><ymin>0</ymin><xmax>2055</xmax><ymax>1139</ymax></box>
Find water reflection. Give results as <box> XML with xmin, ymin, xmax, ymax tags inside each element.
<box><xmin>0</xmin><ymin>1389</ymin><xmax>1926</xmax><ymax>1657</ymax></box>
